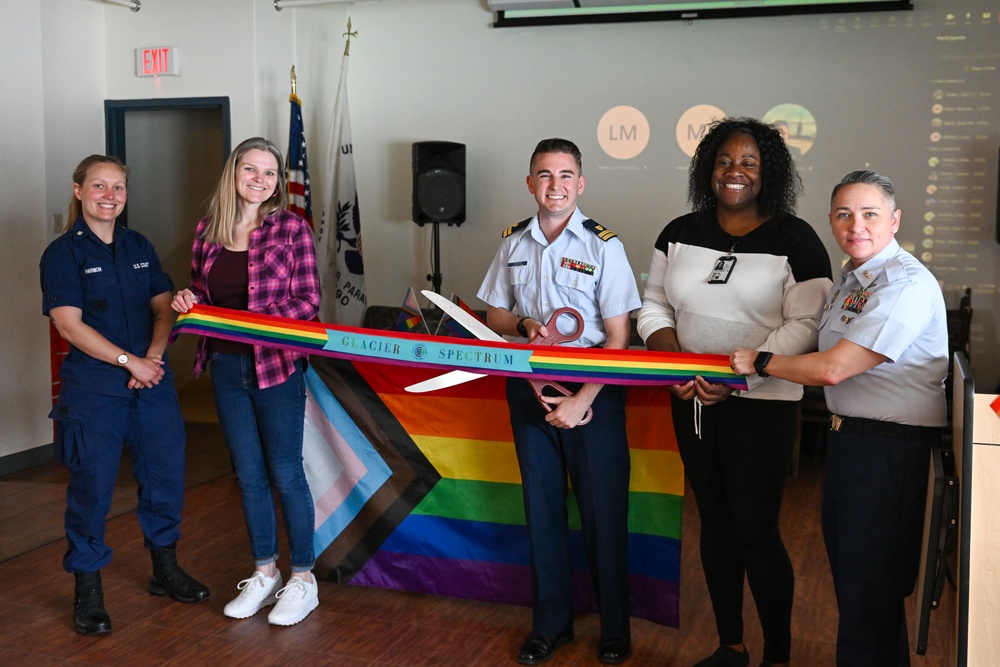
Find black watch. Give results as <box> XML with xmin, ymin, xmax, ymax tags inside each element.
<box><xmin>753</xmin><ymin>351</ymin><xmax>773</xmax><ymax>378</ymax></box>
<box><xmin>516</xmin><ymin>317</ymin><xmax>529</xmax><ymax>338</ymax></box>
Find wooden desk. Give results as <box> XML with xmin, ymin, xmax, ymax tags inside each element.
<box><xmin>954</xmin><ymin>393</ymin><xmax>1000</xmax><ymax>666</ymax></box>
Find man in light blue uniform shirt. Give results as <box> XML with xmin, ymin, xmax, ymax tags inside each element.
<box><xmin>731</xmin><ymin>171</ymin><xmax>947</xmax><ymax>667</ymax></box>
<box><xmin>478</xmin><ymin>138</ymin><xmax>640</xmax><ymax>666</ymax></box>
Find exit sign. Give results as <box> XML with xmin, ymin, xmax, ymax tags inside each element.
<box><xmin>135</xmin><ymin>46</ymin><xmax>179</xmax><ymax>77</ymax></box>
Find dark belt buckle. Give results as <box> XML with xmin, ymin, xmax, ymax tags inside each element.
<box><xmin>830</xmin><ymin>414</ymin><xmax>844</xmax><ymax>432</ymax></box>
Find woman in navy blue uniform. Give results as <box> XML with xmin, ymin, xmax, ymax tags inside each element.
<box><xmin>40</xmin><ymin>155</ymin><xmax>208</xmax><ymax>636</ymax></box>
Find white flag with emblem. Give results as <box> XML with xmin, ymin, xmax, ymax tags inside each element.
<box><xmin>317</xmin><ymin>52</ymin><xmax>366</xmax><ymax>325</ymax></box>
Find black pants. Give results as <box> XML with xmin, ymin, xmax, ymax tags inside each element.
<box><xmin>672</xmin><ymin>394</ymin><xmax>797</xmax><ymax>664</ymax></box>
<box><xmin>822</xmin><ymin>430</ymin><xmax>934</xmax><ymax>667</ymax></box>
<box><xmin>507</xmin><ymin>378</ymin><xmax>631</xmax><ymax>641</ymax></box>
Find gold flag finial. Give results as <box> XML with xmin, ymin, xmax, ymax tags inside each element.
<box><xmin>343</xmin><ymin>17</ymin><xmax>358</xmax><ymax>56</ymax></box>
<box><xmin>290</xmin><ymin>65</ymin><xmax>297</xmax><ymax>98</ymax></box>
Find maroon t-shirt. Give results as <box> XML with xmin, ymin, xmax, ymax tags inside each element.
<box><xmin>207</xmin><ymin>248</ymin><xmax>253</xmax><ymax>355</ymax></box>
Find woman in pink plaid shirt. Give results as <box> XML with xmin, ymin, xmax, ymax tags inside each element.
<box><xmin>172</xmin><ymin>137</ymin><xmax>321</xmax><ymax>626</ymax></box>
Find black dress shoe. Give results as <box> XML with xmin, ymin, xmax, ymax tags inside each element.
<box><xmin>517</xmin><ymin>631</ymin><xmax>573</xmax><ymax>665</ymax></box>
<box><xmin>693</xmin><ymin>645</ymin><xmax>750</xmax><ymax>667</ymax></box>
<box><xmin>598</xmin><ymin>637</ymin><xmax>632</xmax><ymax>664</ymax></box>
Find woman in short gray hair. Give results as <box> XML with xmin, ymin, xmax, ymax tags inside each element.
<box><xmin>732</xmin><ymin>170</ymin><xmax>948</xmax><ymax>666</ymax></box>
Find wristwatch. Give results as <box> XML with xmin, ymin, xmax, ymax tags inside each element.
<box><xmin>516</xmin><ymin>317</ymin><xmax>530</xmax><ymax>338</ymax></box>
<box><xmin>753</xmin><ymin>351</ymin><xmax>773</xmax><ymax>378</ymax></box>
<box><xmin>116</xmin><ymin>353</ymin><xmax>129</xmax><ymax>367</ymax></box>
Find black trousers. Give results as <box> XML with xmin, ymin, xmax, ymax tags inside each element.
<box><xmin>822</xmin><ymin>429</ymin><xmax>935</xmax><ymax>667</ymax></box>
<box><xmin>507</xmin><ymin>378</ymin><xmax>631</xmax><ymax>641</ymax></box>
<box><xmin>672</xmin><ymin>394</ymin><xmax>797</xmax><ymax>664</ymax></box>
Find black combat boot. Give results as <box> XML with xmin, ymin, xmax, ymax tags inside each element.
<box><xmin>149</xmin><ymin>543</ymin><xmax>210</xmax><ymax>603</ymax></box>
<box><xmin>74</xmin><ymin>571</ymin><xmax>111</xmax><ymax>635</ymax></box>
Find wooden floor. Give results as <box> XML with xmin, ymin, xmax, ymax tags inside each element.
<box><xmin>0</xmin><ymin>419</ymin><xmax>952</xmax><ymax>666</ymax></box>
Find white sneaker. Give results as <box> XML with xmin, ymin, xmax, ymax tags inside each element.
<box><xmin>223</xmin><ymin>571</ymin><xmax>282</xmax><ymax>619</ymax></box>
<box><xmin>267</xmin><ymin>575</ymin><xmax>319</xmax><ymax>626</ymax></box>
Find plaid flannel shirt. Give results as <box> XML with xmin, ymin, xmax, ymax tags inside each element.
<box><xmin>187</xmin><ymin>209</ymin><xmax>320</xmax><ymax>388</ymax></box>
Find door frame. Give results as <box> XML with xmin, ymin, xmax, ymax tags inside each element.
<box><xmin>104</xmin><ymin>96</ymin><xmax>231</xmax><ymax>227</ymax></box>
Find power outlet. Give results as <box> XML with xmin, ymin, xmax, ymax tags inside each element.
<box><xmin>52</xmin><ymin>213</ymin><xmax>63</xmax><ymax>233</ymax></box>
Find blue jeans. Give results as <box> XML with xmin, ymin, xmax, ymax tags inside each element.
<box><xmin>210</xmin><ymin>353</ymin><xmax>315</xmax><ymax>572</ymax></box>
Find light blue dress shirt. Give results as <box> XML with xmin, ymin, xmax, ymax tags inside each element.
<box><xmin>819</xmin><ymin>239</ymin><xmax>948</xmax><ymax>427</ymax></box>
<box><xmin>478</xmin><ymin>208</ymin><xmax>640</xmax><ymax>348</ymax></box>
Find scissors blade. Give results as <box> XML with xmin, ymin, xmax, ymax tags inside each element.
<box><xmin>405</xmin><ymin>370</ymin><xmax>487</xmax><ymax>393</ymax></box>
<box><xmin>421</xmin><ymin>290</ymin><xmax>505</xmax><ymax>343</ymax></box>
<box><xmin>403</xmin><ymin>291</ymin><xmax>501</xmax><ymax>394</ymax></box>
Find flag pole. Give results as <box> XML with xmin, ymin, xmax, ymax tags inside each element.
<box><xmin>286</xmin><ymin>65</ymin><xmax>312</xmax><ymax>227</ymax></box>
<box><xmin>319</xmin><ymin>16</ymin><xmax>366</xmax><ymax>325</ymax></box>
<box><xmin>343</xmin><ymin>18</ymin><xmax>358</xmax><ymax>56</ymax></box>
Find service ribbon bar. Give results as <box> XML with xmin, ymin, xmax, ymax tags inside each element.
<box><xmin>172</xmin><ymin>304</ymin><xmax>747</xmax><ymax>390</ymax></box>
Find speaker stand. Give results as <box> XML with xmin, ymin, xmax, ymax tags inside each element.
<box><xmin>426</xmin><ymin>221</ymin><xmax>444</xmax><ymax>295</ymax></box>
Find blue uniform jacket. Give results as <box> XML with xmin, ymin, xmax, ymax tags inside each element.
<box><xmin>40</xmin><ymin>216</ymin><xmax>174</xmax><ymax>397</ymax></box>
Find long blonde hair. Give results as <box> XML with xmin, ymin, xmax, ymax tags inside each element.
<box><xmin>201</xmin><ymin>137</ymin><xmax>287</xmax><ymax>246</ymax></box>
<box><xmin>66</xmin><ymin>155</ymin><xmax>128</xmax><ymax>231</ymax></box>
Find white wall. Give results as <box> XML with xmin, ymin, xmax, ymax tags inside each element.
<box><xmin>0</xmin><ymin>1</ymin><xmax>75</xmax><ymax>461</ymax></box>
<box><xmin>295</xmin><ymin>0</ymin><xmax>1000</xmax><ymax>387</ymax></box>
<box><xmin>3</xmin><ymin>0</ymin><xmax>998</xmax><ymax>461</ymax></box>
<box><xmin>41</xmin><ymin>0</ymin><xmax>108</xmax><ymax>233</ymax></box>
<box><xmin>100</xmin><ymin>0</ymin><xmax>286</xmax><ymax>140</ymax></box>
<box><xmin>0</xmin><ymin>0</ymin><xmax>294</xmax><ymax>460</ymax></box>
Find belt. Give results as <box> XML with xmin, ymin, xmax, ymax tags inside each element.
<box><xmin>829</xmin><ymin>414</ymin><xmax>943</xmax><ymax>443</ymax></box>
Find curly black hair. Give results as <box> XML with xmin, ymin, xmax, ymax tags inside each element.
<box><xmin>687</xmin><ymin>117</ymin><xmax>802</xmax><ymax>219</ymax></box>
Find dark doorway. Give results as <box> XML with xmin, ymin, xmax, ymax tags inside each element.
<box><xmin>104</xmin><ymin>97</ymin><xmax>230</xmax><ymax>389</ymax></box>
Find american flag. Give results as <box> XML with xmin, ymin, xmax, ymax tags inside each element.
<box><xmin>287</xmin><ymin>92</ymin><xmax>312</xmax><ymax>227</ymax></box>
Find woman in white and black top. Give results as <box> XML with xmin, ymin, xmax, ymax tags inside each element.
<box><xmin>637</xmin><ymin>118</ymin><xmax>832</xmax><ymax>667</ymax></box>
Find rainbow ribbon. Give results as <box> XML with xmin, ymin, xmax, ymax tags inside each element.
<box><xmin>171</xmin><ymin>304</ymin><xmax>748</xmax><ymax>390</ymax></box>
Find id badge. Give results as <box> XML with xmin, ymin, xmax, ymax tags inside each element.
<box><xmin>708</xmin><ymin>255</ymin><xmax>737</xmax><ymax>284</ymax></box>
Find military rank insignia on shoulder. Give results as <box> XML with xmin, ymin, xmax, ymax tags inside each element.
<box><xmin>583</xmin><ymin>219</ymin><xmax>618</xmax><ymax>242</ymax></box>
<box><xmin>502</xmin><ymin>217</ymin><xmax>532</xmax><ymax>238</ymax></box>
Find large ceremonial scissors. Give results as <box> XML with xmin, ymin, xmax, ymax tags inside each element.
<box><xmin>521</xmin><ymin>306</ymin><xmax>593</xmax><ymax>425</ymax></box>
<box><xmin>407</xmin><ymin>290</ymin><xmax>593</xmax><ymax>425</ymax></box>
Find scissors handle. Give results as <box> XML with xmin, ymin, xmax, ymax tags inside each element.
<box><xmin>528</xmin><ymin>378</ymin><xmax>594</xmax><ymax>426</ymax></box>
<box><xmin>533</xmin><ymin>307</ymin><xmax>584</xmax><ymax>347</ymax></box>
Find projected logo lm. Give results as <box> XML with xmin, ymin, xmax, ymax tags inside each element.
<box><xmin>598</xmin><ymin>105</ymin><xmax>650</xmax><ymax>160</ymax></box>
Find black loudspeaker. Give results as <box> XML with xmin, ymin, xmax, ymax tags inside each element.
<box><xmin>412</xmin><ymin>141</ymin><xmax>466</xmax><ymax>226</ymax></box>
